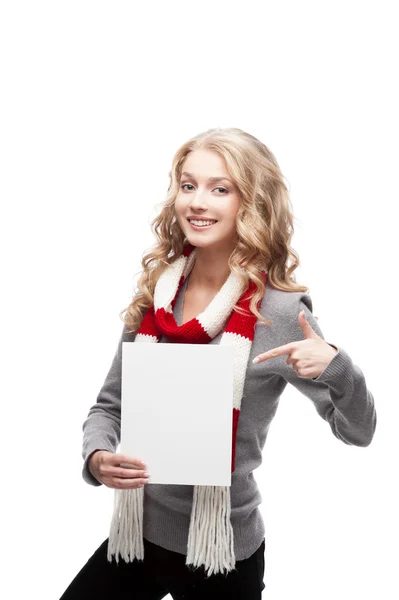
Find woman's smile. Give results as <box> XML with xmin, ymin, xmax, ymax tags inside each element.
<box><xmin>187</xmin><ymin>219</ymin><xmax>219</xmax><ymax>230</ymax></box>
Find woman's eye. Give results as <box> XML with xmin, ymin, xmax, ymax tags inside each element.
<box><xmin>180</xmin><ymin>184</ymin><xmax>228</xmax><ymax>194</ymax></box>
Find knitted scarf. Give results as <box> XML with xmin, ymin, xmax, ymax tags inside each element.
<box><xmin>107</xmin><ymin>244</ymin><xmax>267</xmax><ymax>577</ymax></box>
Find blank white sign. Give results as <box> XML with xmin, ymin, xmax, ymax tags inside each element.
<box><xmin>120</xmin><ymin>342</ymin><xmax>234</xmax><ymax>486</ymax></box>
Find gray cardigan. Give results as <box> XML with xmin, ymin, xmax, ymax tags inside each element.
<box><xmin>81</xmin><ymin>277</ymin><xmax>377</xmax><ymax>561</ymax></box>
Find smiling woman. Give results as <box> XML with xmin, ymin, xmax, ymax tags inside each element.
<box><xmin>61</xmin><ymin>127</ymin><xmax>377</xmax><ymax>600</ymax></box>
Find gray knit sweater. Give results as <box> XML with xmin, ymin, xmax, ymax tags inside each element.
<box><xmin>81</xmin><ymin>277</ymin><xmax>377</xmax><ymax>561</ymax></box>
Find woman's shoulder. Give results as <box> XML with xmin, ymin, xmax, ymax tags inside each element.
<box><xmin>259</xmin><ymin>279</ymin><xmax>313</xmax><ymax>320</ymax></box>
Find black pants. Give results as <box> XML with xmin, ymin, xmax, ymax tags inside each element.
<box><xmin>59</xmin><ymin>536</ymin><xmax>266</xmax><ymax>599</ymax></box>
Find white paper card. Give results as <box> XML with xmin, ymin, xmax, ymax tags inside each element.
<box><xmin>120</xmin><ymin>342</ymin><xmax>233</xmax><ymax>486</ymax></box>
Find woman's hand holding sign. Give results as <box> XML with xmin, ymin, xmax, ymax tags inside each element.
<box><xmin>252</xmin><ymin>310</ymin><xmax>338</xmax><ymax>379</ymax></box>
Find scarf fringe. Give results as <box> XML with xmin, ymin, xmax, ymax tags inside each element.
<box><xmin>186</xmin><ymin>486</ymin><xmax>236</xmax><ymax>577</ymax></box>
<box><xmin>107</xmin><ymin>487</ymin><xmax>144</xmax><ymax>564</ymax></box>
<box><xmin>106</xmin><ymin>485</ymin><xmax>236</xmax><ymax>577</ymax></box>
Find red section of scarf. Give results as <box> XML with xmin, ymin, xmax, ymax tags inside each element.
<box><xmin>156</xmin><ymin>307</ymin><xmax>212</xmax><ymax>343</ymax></box>
<box><xmin>138</xmin><ymin>305</ymin><xmax>161</xmax><ymax>338</ymax></box>
<box><xmin>225</xmin><ymin>277</ymin><xmax>260</xmax><ymax>337</ymax></box>
<box><xmin>231</xmin><ymin>408</ymin><xmax>240</xmax><ymax>471</ymax></box>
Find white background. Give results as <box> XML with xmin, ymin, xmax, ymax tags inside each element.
<box><xmin>1</xmin><ymin>1</ymin><xmax>397</xmax><ymax>598</ymax></box>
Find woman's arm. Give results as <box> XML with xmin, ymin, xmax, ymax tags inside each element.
<box><xmin>82</xmin><ymin>323</ymin><xmax>136</xmax><ymax>485</ymax></box>
<box><xmin>255</xmin><ymin>289</ymin><xmax>377</xmax><ymax>447</ymax></box>
<box><xmin>279</xmin><ymin>296</ymin><xmax>377</xmax><ymax>447</ymax></box>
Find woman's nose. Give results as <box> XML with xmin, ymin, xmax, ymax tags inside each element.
<box><xmin>189</xmin><ymin>191</ymin><xmax>207</xmax><ymax>209</ymax></box>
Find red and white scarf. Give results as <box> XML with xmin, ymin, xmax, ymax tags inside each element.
<box><xmin>107</xmin><ymin>244</ymin><xmax>267</xmax><ymax>576</ymax></box>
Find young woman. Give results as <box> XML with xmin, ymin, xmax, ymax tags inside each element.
<box><xmin>60</xmin><ymin>127</ymin><xmax>377</xmax><ymax>600</ymax></box>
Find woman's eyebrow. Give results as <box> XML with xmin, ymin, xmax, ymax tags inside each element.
<box><xmin>181</xmin><ymin>171</ymin><xmax>233</xmax><ymax>184</ymax></box>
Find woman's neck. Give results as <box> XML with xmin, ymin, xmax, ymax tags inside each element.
<box><xmin>186</xmin><ymin>247</ymin><xmax>233</xmax><ymax>293</ymax></box>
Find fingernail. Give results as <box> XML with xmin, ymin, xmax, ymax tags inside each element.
<box><xmin>252</xmin><ymin>357</ymin><xmax>260</xmax><ymax>364</ymax></box>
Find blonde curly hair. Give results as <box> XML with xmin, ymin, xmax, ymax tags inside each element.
<box><xmin>120</xmin><ymin>127</ymin><xmax>309</xmax><ymax>334</ymax></box>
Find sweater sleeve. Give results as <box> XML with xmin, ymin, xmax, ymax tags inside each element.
<box><xmin>277</xmin><ymin>294</ymin><xmax>377</xmax><ymax>447</ymax></box>
<box><xmin>81</xmin><ymin>323</ymin><xmax>137</xmax><ymax>486</ymax></box>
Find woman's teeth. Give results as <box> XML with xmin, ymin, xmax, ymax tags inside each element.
<box><xmin>188</xmin><ymin>220</ymin><xmax>217</xmax><ymax>227</ymax></box>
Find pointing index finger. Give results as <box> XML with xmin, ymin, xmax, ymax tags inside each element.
<box><xmin>252</xmin><ymin>343</ymin><xmax>294</xmax><ymax>364</ymax></box>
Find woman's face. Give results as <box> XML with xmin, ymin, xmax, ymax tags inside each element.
<box><xmin>174</xmin><ymin>149</ymin><xmax>241</xmax><ymax>252</ymax></box>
